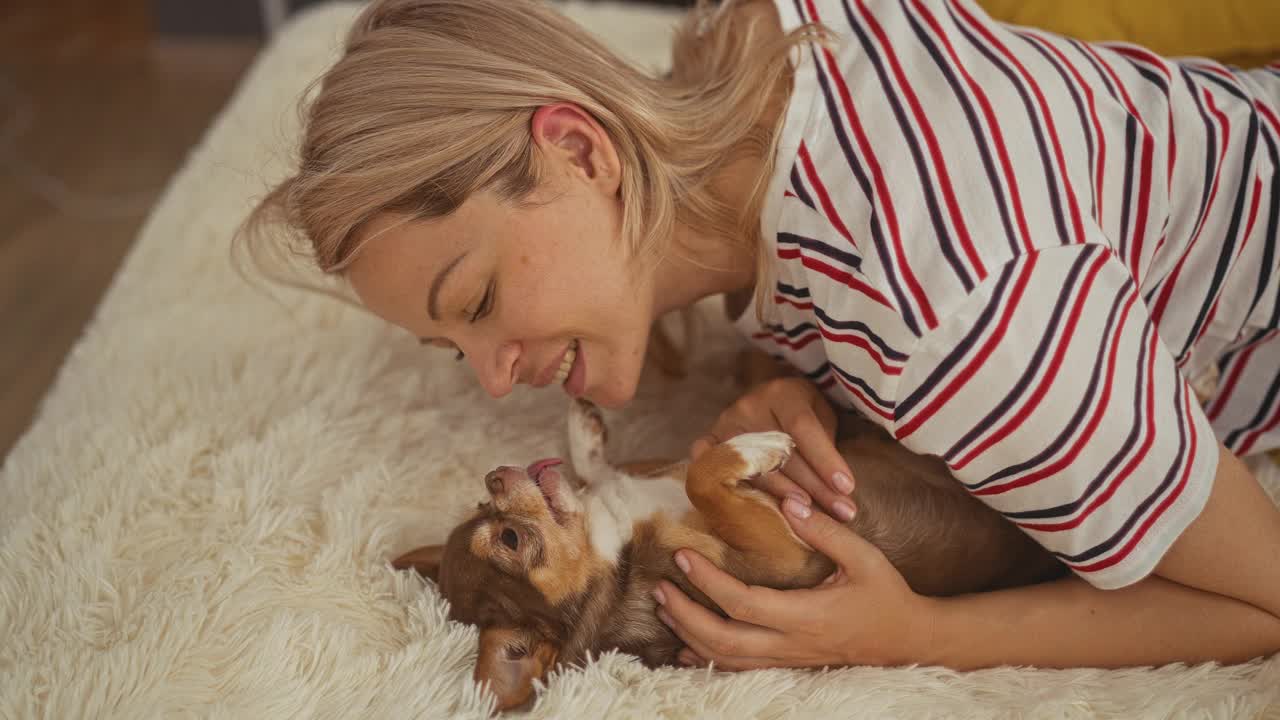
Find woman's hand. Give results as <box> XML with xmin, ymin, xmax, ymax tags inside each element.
<box><xmin>653</xmin><ymin>496</ymin><xmax>937</xmax><ymax>670</ymax></box>
<box><xmin>691</xmin><ymin>376</ymin><xmax>857</xmax><ymax>521</ymax></box>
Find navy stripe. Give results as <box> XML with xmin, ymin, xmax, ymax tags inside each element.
<box><xmin>811</xmin><ymin>303</ymin><xmax>909</xmax><ymax>361</ymax></box>
<box><xmin>1225</xmin><ymin>339</ymin><xmax>1280</xmax><ymax>450</ymax></box>
<box><xmin>1243</xmin><ymin>125</ymin><xmax>1279</xmax><ymax>328</ymax></box>
<box><xmin>831</xmin><ymin>362</ymin><xmax>895</xmax><ymax>408</ymax></box>
<box><xmin>949</xmin><ymin>2</ymin><xmax>1072</xmax><ymax>248</ymax></box>
<box><xmin>1176</xmin><ymin>104</ymin><xmax>1260</xmax><ymax>362</ymax></box>
<box><xmin>789</xmin><ymin>164</ymin><xmax>818</xmax><ymax>211</ymax></box>
<box><xmin>903</xmin><ymin>0</ymin><xmax>1020</xmax><ymax>257</ymax></box>
<box><xmin>1019</xmin><ymin>32</ymin><xmax>1099</xmax><ymax>221</ymax></box>
<box><xmin>778</xmin><ymin>231</ymin><xmax>862</xmax><ymax>271</ymax></box>
<box><xmin>795</xmin><ymin>8</ymin><xmax>923</xmax><ymax>336</ymax></box>
<box><xmin>1056</xmin><ymin>361</ymin><xmax>1191</xmax><ymax>564</ymax></box>
<box><xmin>1003</xmin><ymin>301</ymin><xmax>1152</xmax><ymax>510</ymax></box>
<box><xmin>776</xmin><ymin>281</ymin><xmax>811</xmax><ymax>300</ymax></box>
<box><xmin>1116</xmin><ymin>115</ymin><xmax>1138</xmax><ymax>262</ymax></box>
<box><xmin>895</xmin><ymin>257</ymin><xmax>1019</xmax><ymax>418</ymax></box>
<box><xmin>838</xmin><ymin>0</ymin><xmax>975</xmax><ymax>291</ymax></box>
<box><xmin>989</xmin><ymin>276</ymin><xmax>1136</xmax><ymax>502</ymax></box>
<box><xmin>943</xmin><ymin>246</ymin><xmax>1099</xmax><ymax>462</ymax></box>
<box><xmin>1145</xmin><ymin>68</ymin><xmax>1221</xmax><ymax>306</ymax></box>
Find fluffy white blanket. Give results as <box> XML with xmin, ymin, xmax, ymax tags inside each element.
<box><xmin>2</xmin><ymin>2</ymin><xmax>1277</xmax><ymax>717</ymax></box>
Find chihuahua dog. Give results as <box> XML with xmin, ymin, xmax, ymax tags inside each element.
<box><xmin>392</xmin><ymin>396</ymin><xmax>1064</xmax><ymax>710</ymax></box>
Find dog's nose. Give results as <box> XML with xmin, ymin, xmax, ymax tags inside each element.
<box><xmin>485</xmin><ymin>466</ymin><xmax>522</xmax><ymax>495</ymax></box>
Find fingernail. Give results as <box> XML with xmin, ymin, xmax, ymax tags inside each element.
<box><xmin>783</xmin><ymin>496</ymin><xmax>811</xmax><ymax>519</ymax></box>
<box><xmin>832</xmin><ymin>471</ymin><xmax>854</xmax><ymax>494</ymax></box>
<box><xmin>834</xmin><ymin>499</ymin><xmax>857</xmax><ymax>522</ymax></box>
<box><xmin>674</xmin><ymin>552</ymin><xmax>690</xmax><ymax>573</ymax></box>
<box><xmin>786</xmin><ymin>491</ymin><xmax>811</xmax><ymax>507</ymax></box>
<box><xmin>652</xmin><ymin>587</ymin><xmax>667</xmax><ymax>606</ymax></box>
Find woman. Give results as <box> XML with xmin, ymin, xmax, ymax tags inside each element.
<box><xmin>240</xmin><ymin>0</ymin><xmax>1280</xmax><ymax>670</ymax></box>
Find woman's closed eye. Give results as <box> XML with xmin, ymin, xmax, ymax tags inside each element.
<box><xmin>419</xmin><ymin>337</ymin><xmax>465</xmax><ymax>361</ymax></box>
<box><xmin>469</xmin><ymin>278</ymin><xmax>496</xmax><ymax>324</ymax></box>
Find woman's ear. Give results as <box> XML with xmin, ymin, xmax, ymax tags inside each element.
<box><xmin>391</xmin><ymin>544</ymin><xmax>446</xmax><ymax>582</ymax></box>
<box><xmin>474</xmin><ymin>626</ymin><xmax>560</xmax><ymax>711</ymax></box>
<box><xmin>530</xmin><ymin>103</ymin><xmax>621</xmax><ymax>193</ymax></box>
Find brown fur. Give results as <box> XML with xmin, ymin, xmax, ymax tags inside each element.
<box><xmin>393</xmin><ymin>354</ymin><xmax>1067</xmax><ymax>711</ymax></box>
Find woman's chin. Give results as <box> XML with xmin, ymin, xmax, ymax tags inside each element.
<box><xmin>585</xmin><ymin>376</ymin><xmax>637</xmax><ymax>409</ymax></box>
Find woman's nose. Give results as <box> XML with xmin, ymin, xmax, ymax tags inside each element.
<box><xmin>466</xmin><ymin>339</ymin><xmax>520</xmax><ymax>399</ymax></box>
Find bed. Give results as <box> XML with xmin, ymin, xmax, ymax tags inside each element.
<box><xmin>1</xmin><ymin>2</ymin><xmax>1277</xmax><ymax>717</ymax></box>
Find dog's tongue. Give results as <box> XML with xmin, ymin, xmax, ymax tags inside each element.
<box><xmin>526</xmin><ymin>458</ymin><xmax>563</xmax><ymax>479</ymax></box>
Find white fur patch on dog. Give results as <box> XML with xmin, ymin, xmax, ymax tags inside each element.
<box><xmin>1</xmin><ymin>4</ymin><xmax>1277</xmax><ymax>719</ymax></box>
<box><xmin>725</xmin><ymin>432</ymin><xmax>795</xmax><ymax>479</ymax></box>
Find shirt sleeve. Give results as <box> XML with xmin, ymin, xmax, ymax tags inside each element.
<box><xmin>891</xmin><ymin>242</ymin><xmax>1218</xmax><ymax>590</ymax></box>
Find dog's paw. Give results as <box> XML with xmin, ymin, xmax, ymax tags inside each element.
<box><xmin>725</xmin><ymin>432</ymin><xmax>795</xmax><ymax>479</ymax></box>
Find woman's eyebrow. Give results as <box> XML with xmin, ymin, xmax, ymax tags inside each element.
<box><xmin>427</xmin><ymin>251</ymin><xmax>469</xmax><ymax>322</ymax></box>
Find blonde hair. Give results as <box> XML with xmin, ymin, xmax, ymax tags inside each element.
<box><xmin>236</xmin><ymin>0</ymin><xmax>829</xmax><ymax>322</ymax></box>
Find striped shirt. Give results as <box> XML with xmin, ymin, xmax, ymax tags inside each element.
<box><xmin>735</xmin><ymin>0</ymin><xmax>1280</xmax><ymax>589</ymax></box>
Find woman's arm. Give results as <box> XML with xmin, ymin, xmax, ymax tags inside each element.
<box><xmin>924</xmin><ymin>441</ymin><xmax>1280</xmax><ymax>669</ymax></box>
<box><xmin>656</xmin><ymin>442</ymin><xmax>1280</xmax><ymax>670</ymax></box>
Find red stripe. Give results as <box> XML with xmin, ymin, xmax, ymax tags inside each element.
<box><xmin>776</xmin><ymin>247</ymin><xmax>896</xmax><ymax>309</ymax></box>
<box><xmin>783</xmin><ymin>189</ymin><xmax>797</xmax><ymax>199</ymax></box>
<box><xmin>774</xmin><ymin>294</ymin><xmax>813</xmax><ymax>311</ymax></box>
<box><xmin>818</xmin><ymin>327</ymin><xmax>904</xmax><ymax>375</ymax></box>
<box><xmin>797</xmin><ymin>143</ymin><xmax>856</xmax><ymax>246</ymax></box>
<box><xmin>853</xmin><ymin>0</ymin><xmax>986</xmax><ymax>280</ymax></box>
<box><xmin>755</xmin><ymin>329</ymin><xmax>822</xmax><ymax>352</ymax></box>
<box><xmin>954</xmin><ymin>1</ymin><xmax>1086</xmax><ymax>246</ymax></box>
<box><xmin>1074</xmin><ymin>386</ymin><xmax>1200</xmax><ymax>574</ymax></box>
<box><xmin>1206</xmin><ymin>329</ymin><xmax>1277</xmax><ymax>421</ymax></box>
<box><xmin>1149</xmin><ymin>87</ymin><xmax>1231</xmax><ymax>327</ymax></box>
<box><xmin>1256</xmin><ymin>101</ymin><xmax>1280</xmax><ymax>139</ymax></box>
<box><xmin>1108</xmin><ymin>45</ymin><xmax>1178</xmax><ymax>199</ymax></box>
<box><xmin>1177</xmin><ymin>174</ymin><xmax>1265</xmax><ymax>371</ymax></box>
<box><xmin>1077</xmin><ymin>43</ymin><xmax>1156</xmax><ymax>276</ymax></box>
<box><xmin>912</xmin><ymin>0</ymin><xmax>1034</xmax><ymax>254</ymax></box>
<box><xmin>1014</xmin><ymin>320</ymin><xmax>1160</xmax><ymax>531</ymax></box>
<box><xmin>975</xmin><ymin>291</ymin><xmax>1139</xmax><ymax>496</ymax></box>
<box><xmin>952</xmin><ymin>251</ymin><xmax>1110</xmax><ymax>470</ymax></box>
<box><xmin>1236</xmin><ymin>397</ymin><xmax>1280</xmax><ymax>455</ymax></box>
<box><xmin>1033</xmin><ymin>34</ymin><xmax>1108</xmax><ymax>223</ymax></box>
<box><xmin>895</xmin><ymin>253</ymin><xmax>1039</xmax><ymax>440</ymax></box>
<box><xmin>804</xmin><ymin>0</ymin><xmax>938</xmax><ymax>328</ymax></box>
<box><xmin>833</xmin><ymin>373</ymin><xmax>894</xmax><ymax>420</ymax></box>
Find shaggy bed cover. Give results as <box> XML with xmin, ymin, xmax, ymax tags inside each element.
<box><xmin>1</xmin><ymin>2</ymin><xmax>1277</xmax><ymax>717</ymax></box>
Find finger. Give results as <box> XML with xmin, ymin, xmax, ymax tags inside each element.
<box><xmin>750</xmin><ymin>470</ymin><xmax>810</xmax><ymax>506</ymax></box>
<box><xmin>657</xmin><ymin>606</ymin><xmax>782</xmax><ymax>672</ymax></box>
<box><xmin>781</xmin><ymin>495</ymin><xmax>885</xmax><ymax>577</ymax></box>
<box><xmin>782</xmin><ymin>409</ymin><xmax>856</xmax><ymax>497</ymax></box>
<box><xmin>778</xmin><ymin>453</ymin><xmax>857</xmax><ymax>522</ymax></box>
<box><xmin>677</xmin><ymin>648</ymin><xmax>704</xmax><ymax>667</ymax></box>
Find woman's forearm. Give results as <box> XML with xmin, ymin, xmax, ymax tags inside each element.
<box><xmin>918</xmin><ymin>573</ymin><xmax>1280</xmax><ymax>670</ymax></box>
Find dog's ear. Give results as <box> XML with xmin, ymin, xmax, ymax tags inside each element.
<box><xmin>474</xmin><ymin>626</ymin><xmax>559</xmax><ymax>711</ymax></box>
<box><xmin>391</xmin><ymin>544</ymin><xmax>446</xmax><ymax>582</ymax></box>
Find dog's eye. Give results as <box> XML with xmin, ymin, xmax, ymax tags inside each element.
<box><xmin>500</xmin><ymin>527</ymin><xmax>519</xmax><ymax>551</ymax></box>
<box><xmin>505</xmin><ymin>643</ymin><xmax>528</xmax><ymax>659</ymax></box>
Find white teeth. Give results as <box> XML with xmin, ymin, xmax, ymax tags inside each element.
<box><xmin>553</xmin><ymin>340</ymin><xmax>578</xmax><ymax>385</ymax></box>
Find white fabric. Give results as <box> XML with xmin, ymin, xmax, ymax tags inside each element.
<box><xmin>1</xmin><ymin>2</ymin><xmax>1277</xmax><ymax>717</ymax></box>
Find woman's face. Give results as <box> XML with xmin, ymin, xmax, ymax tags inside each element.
<box><xmin>345</xmin><ymin>106</ymin><xmax>656</xmax><ymax>408</ymax></box>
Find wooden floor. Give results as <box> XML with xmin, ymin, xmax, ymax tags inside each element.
<box><xmin>0</xmin><ymin>5</ymin><xmax>260</xmax><ymax>459</ymax></box>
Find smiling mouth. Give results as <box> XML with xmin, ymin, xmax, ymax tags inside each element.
<box><xmin>551</xmin><ymin>340</ymin><xmax>579</xmax><ymax>385</ymax></box>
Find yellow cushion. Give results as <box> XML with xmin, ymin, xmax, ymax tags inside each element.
<box><xmin>977</xmin><ymin>0</ymin><xmax>1280</xmax><ymax>68</ymax></box>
